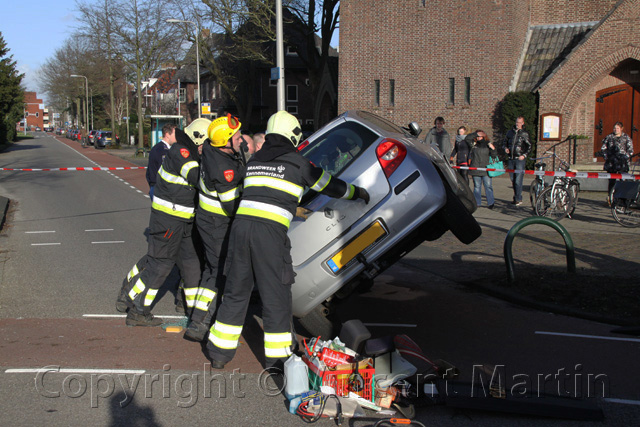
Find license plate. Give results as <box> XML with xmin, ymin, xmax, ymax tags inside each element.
<box><xmin>326</xmin><ymin>220</ymin><xmax>387</xmax><ymax>273</ymax></box>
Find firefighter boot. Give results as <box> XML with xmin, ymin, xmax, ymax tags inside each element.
<box><xmin>126</xmin><ymin>308</ymin><xmax>163</xmax><ymax>327</ymax></box>
<box><xmin>184</xmin><ymin>320</ymin><xmax>209</xmax><ymax>342</ymax></box>
<box><xmin>116</xmin><ymin>278</ymin><xmax>133</xmax><ymax>313</ymax></box>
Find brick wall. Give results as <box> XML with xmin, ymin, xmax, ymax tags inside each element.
<box><xmin>530</xmin><ymin>0</ymin><xmax>618</xmax><ymax>25</ymax></box>
<box><xmin>537</xmin><ymin>0</ymin><xmax>640</xmax><ymax>160</ymax></box>
<box><xmin>339</xmin><ymin>0</ymin><xmax>530</xmax><ymax>141</ymax></box>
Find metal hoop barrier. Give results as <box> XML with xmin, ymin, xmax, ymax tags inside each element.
<box><xmin>504</xmin><ymin>217</ymin><xmax>576</xmax><ymax>284</ymax></box>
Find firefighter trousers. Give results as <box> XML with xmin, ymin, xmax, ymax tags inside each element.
<box><xmin>206</xmin><ymin>218</ymin><xmax>296</xmax><ymax>368</ymax></box>
<box><xmin>191</xmin><ymin>213</ymin><xmax>232</xmax><ymax>323</ymax></box>
<box><xmin>125</xmin><ymin>211</ymin><xmax>201</xmax><ymax>314</ymax></box>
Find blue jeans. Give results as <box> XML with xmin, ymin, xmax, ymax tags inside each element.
<box><xmin>472</xmin><ymin>175</ymin><xmax>494</xmax><ymax>206</ymax></box>
<box><xmin>507</xmin><ymin>159</ymin><xmax>526</xmax><ymax>202</ymax></box>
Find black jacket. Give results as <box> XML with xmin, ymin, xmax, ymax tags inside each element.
<box><xmin>450</xmin><ymin>134</ymin><xmax>471</xmax><ymax>165</ymax></box>
<box><xmin>198</xmin><ymin>141</ymin><xmax>245</xmax><ymax>217</ymax></box>
<box><xmin>237</xmin><ymin>134</ymin><xmax>359</xmax><ymax>230</ymax></box>
<box><xmin>146</xmin><ymin>141</ymin><xmax>170</xmax><ymax>186</ymax></box>
<box><xmin>502</xmin><ymin>126</ymin><xmax>531</xmax><ymax>159</ymax></box>
<box><xmin>152</xmin><ymin>129</ymin><xmax>200</xmax><ymax>221</ymax></box>
<box><xmin>468</xmin><ymin>133</ymin><xmax>498</xmax><ymax>177</ymax></box>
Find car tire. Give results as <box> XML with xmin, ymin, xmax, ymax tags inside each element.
<box><xmin>438</xmin><ymin>180</ymin><xmax>482</xmax><ymax>245</ymax></box>
<box><xmin>298</xmin><ymin>304</ymin><xmax>335</xmax><ymax>340</ymax></box>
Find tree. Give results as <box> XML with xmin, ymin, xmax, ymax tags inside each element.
<box><xmin>0</xmin><ymin>32</ymin><xmax>25</xmax><ymax>144</ymax></box>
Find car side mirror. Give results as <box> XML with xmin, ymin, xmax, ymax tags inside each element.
<box><xmin>407</xmin><ymin>122</ymin><xmax>421</xmax><ymax>136</ymax></box>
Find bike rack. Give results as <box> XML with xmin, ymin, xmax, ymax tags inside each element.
<box><xmin>504</xmin><ymin>217</ymin><xmax>576</xmax><ymax>284</ymax></box>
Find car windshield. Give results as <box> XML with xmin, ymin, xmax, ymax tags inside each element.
<box><xmin>298</xmin><ymin>121</ymin><xmax>379</xmax><ymax>203</ymax></box>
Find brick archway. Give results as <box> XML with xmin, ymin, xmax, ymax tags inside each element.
<box><xmin>560</xmin><ymin>46</ymin><xmax>640</xmax><ymax>127</ymax></box>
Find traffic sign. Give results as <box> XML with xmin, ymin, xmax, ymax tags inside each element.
<box><xmin>271</xmin><ymin>67</ymin><xmax>280</xmax><ymax>80</ymax></box>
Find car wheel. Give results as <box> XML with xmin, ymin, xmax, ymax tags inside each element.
<box><xmin>438</xmin><ymin>180</ymin><xmax>482</xmax><ymax>244</ymax></box>
<box><xmin>298</xmin><ymin>304</ymin><xmax>335</xmax><ymax>340</ymax></box>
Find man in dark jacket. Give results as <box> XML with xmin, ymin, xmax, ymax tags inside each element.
<box><xmin>116</xmin><ymin>120</ymin><xmax>208</xmax><ymax>326</ymax></box>
<box><xmin>146</xmin><ymin>123</ymin><xmax>177</xmax><ymax>200</ymax></box>
<box><xmin>206</xmin><ymin>111</ymin><xmax>370</xmax><ymax>369</ymax></box>
<box><xmin>502</xmin><ymin>116</ymin><xmax>531</xmax><ymax>206</ymax></box>
<box><xmin>184</xmin><ymin>115</ymin><xmax>246</xmax><ymax>341</ymax></box>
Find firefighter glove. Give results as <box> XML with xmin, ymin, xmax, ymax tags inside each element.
<box><xmin>355</xmin><ymin>186</ymin><xmax>370</xmax><ymax>204</ymax></box>
<box><xmin>295</xmin><ymin>206</ymin><xmax>312</xmax><ymax>220</ymax></box>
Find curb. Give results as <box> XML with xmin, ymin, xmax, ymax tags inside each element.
<box><xmin>0</xmin><ymin>196</ymin><xmax>9</xmax><ymax>231</ymax></box>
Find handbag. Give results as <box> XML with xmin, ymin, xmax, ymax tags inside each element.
<box><xmin>486</xmin><ymin>157</ymin><xmax>505</xmax><ymax>177</ymax></box>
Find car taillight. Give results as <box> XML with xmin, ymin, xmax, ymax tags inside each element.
<box><xmin>376</xmin><ymin>138</ymin><xmax>407</xmax><ymax>178</ymax></box>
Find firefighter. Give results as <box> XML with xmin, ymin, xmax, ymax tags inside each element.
<box><xmin>116</xmin><ymin>119</ymin><xmax>210</xmax><ymax>326</ymax></box>
<box><xmin>184</xmin><ymin>114</ymin><xmax>245</xmax><ymax>341</ymax></box>
<box><xmin>206</xmin><ymin>111</ymin><xmax>370</xmax><ymax>368</ymax></box>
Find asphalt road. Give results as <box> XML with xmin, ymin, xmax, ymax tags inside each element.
<box><xmin>0</xmin><ymin>133</ymin><xmax>638</xmax><ymax>426</ymax></box>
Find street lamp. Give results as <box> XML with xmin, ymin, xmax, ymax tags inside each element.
<box><xmin>70</xmin><ymin>74</ymin><xmax>89</xmax><ymax>131</ymax></box>
<box><xmin>166</xmin><ymin>18</ymin><xmax>201</xmax><ymax>119</ymax></box>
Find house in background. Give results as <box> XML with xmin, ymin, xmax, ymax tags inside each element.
<box><xmin>21</xmin><ymin>92</ymin><xmax>44</xmax><ymax>131</ymax></box>
<box><xmin>339</xmin><ymin>0</ymin><xmax>639</xmax><ymax>162</ymax></box>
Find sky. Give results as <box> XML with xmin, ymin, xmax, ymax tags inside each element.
<box><xmin>2</xmin><ymin>0</ymin><xmax>80</xmax><ymax>102</ymax></box>
<box><xmin>1</xmin><ymin>0</ymin><xmax>339</xmax><ymax>105</ymax></box>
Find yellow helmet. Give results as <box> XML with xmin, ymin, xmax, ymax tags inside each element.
<box><xmin>207</xmin><ymin>114</ymin><xmax>241</xmax><ymax>147</ymax></box>
<box><xmin>184</xmin><ymin>118</ymin><xmax>212</xmax><ymax>146</ymax></box>
<box><xmin>266</xmin><ymin>110</ymin><xmax>302</xmax><ymax>147</ymax></box>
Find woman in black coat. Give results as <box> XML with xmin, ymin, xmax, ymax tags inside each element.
<box><xmin>467</xmin><ymin>130</ymin><xmax>498</xmax><ymax>209</ymax></box>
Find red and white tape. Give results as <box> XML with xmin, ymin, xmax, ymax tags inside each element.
<box><xmin>453</xmin><ymin>165</ymin><xmax>640</xmax><ymax>180</ymax></box>
<box><xmin>1</xmin><ymin>166</ymin><xmax>147</xmax><ymax>171</ymax></box>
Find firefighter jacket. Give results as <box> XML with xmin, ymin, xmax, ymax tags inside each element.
<box><xmin>152</xmin><ymin>129</ymin><xmax>200</xmax><ymax>221</ymax></box>
<box><xmin>237</xmin><ymin>133</ymin><xmax>359</xmax><ymax>230</ymax></box>
<box><xmin>198</xmin><ymin>142</ymin><xmax>245</xmax><ymax>217</ymax></box>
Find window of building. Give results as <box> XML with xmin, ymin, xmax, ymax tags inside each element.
<box><xmin>270</xmin><ymin>78</ymin><xmax>277</xmax><ymax>87</ymax></box>
<box><xmin>374</xmin><ymin>80</ymin><xmax>380</xmax><ymax>106</ymax></box>
<box><xmin>286</xmin><ymin>45</ymin><xmax>298</xmax><ymax>56</ymax></box>
<box><xmin>287</xmin><ymin>85</ymin><xmax>298</xmax><ymax>102</ymax></box>
<box><xmin>389</xmin><ymin>79</ymin><xmax>395</xmax><ymax>106</ymax></box>
<box><xmin>179</xmin><ymin>88</ymin><xmax>186</xmax><ymax>103</ymax></box>
<box><xmin>448</xmin><ymin>78</ymin><xmax>455</xmax><ymax>104</ymax></box>
<box><xmin>420</xmin><ymin>0</ymin><xmax>426</xmax><ymax>7</ymax></box>
<box><xmin>36</xmin><ymin>112</ymin><xmax>39</xmax><ymax>118</ymax></box>
<box><xmin>464</xmin><ymin>77</ymin><xmax>470</xmax><ymax>104</ymax></box>
<box><xmin>286</xmin><ymin>105</ymin><xmax>298</xmax><ymax>115</ymax></box>
<box><xmin>193</xmin><ymin>89</ymin><xmax>199</xmax><ymax>104</ymax></box>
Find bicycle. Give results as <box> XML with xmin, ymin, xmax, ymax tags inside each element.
<box><xmin>534</xmin><ymin>152</ymin><xmax>580</xmax><ymax>221</ymax></box>
<box><xmin>610</xmin><ymin>153</ymin><xmax>640</xmax><ymax>227</ymax></box>
<box><xmin>528</xmin><ymin>155</ymin><xmax>554</xmax><ymax>209</ymax></box>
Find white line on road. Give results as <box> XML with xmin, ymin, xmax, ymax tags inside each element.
<box><xmin>5</xmin><ymin>368</ymin><xmax>145</xmax><ymax>374</ymax></box>
<box><xmin>364</xmin><ymin>323</ymin><xmax>417</xmax><ymax>328</ymax></box>
<box><xmin>25</xmin><ymin>231</ymin><xmax>56</xmax><ymax>234</ymax></box>
<box><xmin>129</xmin><ymin>186</ymin><xmax>136</xmax><ymax>189</ymax></box>
<box><xmin>85</xmin><ymin>229</ymin><xmax>114</xmax><ymax>232</ymax></box>
<box><xmin>31</xmin><ymin>243</ymin><xmax>61</xmax><ymax>246</ymax></box>
<box><xmin>83</xmin><ymin>314</ymin><xmax>187</xmax><ymax>319</ymax></box>
<box><xmin>535</xmin><ymin>331</ymin><xmax>640</xmax><ymax>343</ymax></box>
<box><xmin>603</xmin><ymin>398</ymin><xmax>640</xmax><ymax>406</ymax></box>
<box><xmin>91</xmin><ymin>241</ymin><xmax>125</xmax><ymax>244</ymax></box>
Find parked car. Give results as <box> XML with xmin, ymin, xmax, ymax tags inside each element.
<box><xmin>290</xmin><ymin>110</ymin><xmax>481</xmax><ymax>338</ymax></box>
<box><xmin>88</xmin><ymin>130</ymin><xmax>98</xmax><ymax>146</ymax></box>
<box><xmin>95</xmin><ymin>131</ymin><xmax>113</xmax><ymax>148</ymax></box>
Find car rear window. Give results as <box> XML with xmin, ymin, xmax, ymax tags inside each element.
<box><xmin>299</xmin><ymin>121</ymin><xmax>379</xmax><ymax>177</ymax></box>
<box><xmin>357</xmin><ymin>111</ymin><xmax>405</xmax><ymax>134</ymax></box>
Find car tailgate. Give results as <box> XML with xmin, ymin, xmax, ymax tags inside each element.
<box><xmin>289</xmin><ymin>149</ymin><xmax>390</xmax><ymax>266</ymax></box>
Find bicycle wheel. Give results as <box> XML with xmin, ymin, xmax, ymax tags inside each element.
<box><xmin>611</xmin><ymin>196</ymin><xmax>640</xmax><ymax>227</ymax></box>
<box><xmin>535</xmin><ymin>186</ymin><xmax>573</xmax><ymax>221</ymax></box>
<box><xmin>568</xmin><ymin>181</ymin><xmax>580</xmax><ymax>217</ymax></box>
<box><xmin>529</xmin><ymin>179</ymin><xmax>545</xmax><ymax>209</ymax></box>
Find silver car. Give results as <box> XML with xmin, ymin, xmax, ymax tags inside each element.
<box><xmin>290</xmin><ymin>110</ymin><xmax>480</xmax><ymax>337</ymax></box>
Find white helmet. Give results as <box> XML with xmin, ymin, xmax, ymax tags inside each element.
<box><xmin>266</xmin><ymin>111</ymin><xmax>303</xmax><ymax>147</ymax></box>
<box><xmin>185</xmin><ymin>118</ymin><xmax>212</xmax><ymax>146</ymax></box>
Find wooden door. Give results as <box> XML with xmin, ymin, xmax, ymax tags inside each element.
<box><xmin>593</xmin><ymin>83</ymin><xmax>640</xmax><ymax>157</ymax></box>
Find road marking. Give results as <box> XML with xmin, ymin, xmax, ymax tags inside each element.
<box><xmin>83</xmin><ymin>314</ymin><xmax>186</xmax><ymax>319</ymax></box>
<box><xmin>31</xmin><ymin>243</ymin><xmax>61</xmax><ymax>246</ymax></box>
<box><xmin>535</xmin><ymin>331</ymin><xmax>640</xmax><ymax>343</ymax></box>
<box><xmin>364</xmin><ymin>323</ymin><xmax>417</xmax><ymax>328</ymax></box>
<box><xmin>144</xmin><ymin>195</ymin><xmax>150</xmax><ymax>198</ymax></box>
<box><xmin>603</xmin><ymin>398</ymin><xmax>640</xmax><ymax>406</ymax></box>
<box><xmin>91</xmin><ymin>241</ymin><xmax>125</xmax><ymax>244</ymax></box>
<box><xmin>25</xmin><ymin>231</ymin><xmax>56</xmax><ymax>234</ymax></box>
<box><xmin>85</xmin><ymin>229</ymin><xmax>114</xmax><ymax>232</ymax></box>
<box><xmin>5</xmin><ymin>368</ymin><xmax>145</xmax><ymax>374</ymax></box>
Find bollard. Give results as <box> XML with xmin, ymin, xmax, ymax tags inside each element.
<box><xmin>504</xmin><ymin>217</ymin><xmax>576</xmax><ymax>284</ymax></box>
